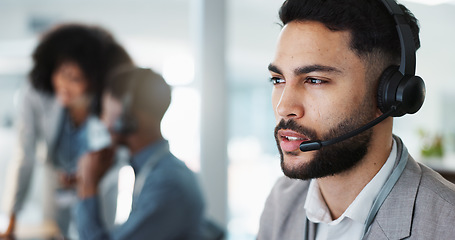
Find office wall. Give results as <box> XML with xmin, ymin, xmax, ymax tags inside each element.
<box><xmin>394</xmin><ymin>2</ymin><xmax>455</xmax><ymax>157</ymax></box>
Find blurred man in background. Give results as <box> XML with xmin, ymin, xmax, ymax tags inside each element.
<box><xmin>76</xmin><ymin>67</ymin><xmax>206</xmax><ymax>239</ymax></box>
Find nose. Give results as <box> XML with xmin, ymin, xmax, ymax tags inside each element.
<box><xmin>275</xmin><ymin>85</ymin><xmax>304</xmax><ymax>120</ymax></box>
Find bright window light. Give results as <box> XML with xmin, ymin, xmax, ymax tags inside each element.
<box><xmin>162</xmin><ymin>54</ymin><xmax>195</xmax><ymax>86</ymax></box>
<box><xmin>115</xmin><ymin>165</ymin><xmax>135</xmax><ymax>225</ymax></box>
<box><xmin>161</xmin><ymin>87</ymin><xmax>201</xmax><ymax>172</ymax></box>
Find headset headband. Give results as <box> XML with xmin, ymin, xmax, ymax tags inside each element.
<box><xmin>380</xmin><ymin>0</ymin><xmax>416</xmax><ymax>76</ymax></box>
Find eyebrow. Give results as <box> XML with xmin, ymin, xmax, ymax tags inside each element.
<box><xmin>268</xmin><ymin>63</ymin><xmax>342</xmax><ymax>76</ymax></box>
<box><xmin>268</xmin><ymin>63</ymin><xmax>283</xmax><ymax>75</ymax></box>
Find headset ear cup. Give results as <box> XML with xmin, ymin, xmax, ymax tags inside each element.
<box><xmin>122</xmin><ymin>115</ymin><xmax>137</xmax><ymax>134</ymax></box>
<box><xmin>377</xmin><ymin>65</ymin><xmax>426</xmax><ymax>117</ymax></box>
<box><xmin>113</xmin><ymin>113</ymin><xmax>137</xmax><ymax>135</ymax></box>
<box><xmin>397</xmin><ymin>75</ymin><xmax>425</xmax><ymax>115</ymax></box>
<box><xmin>377</xmin><ymin>66</ymin><xmax>399</xmax><ymax>114</ymax></box>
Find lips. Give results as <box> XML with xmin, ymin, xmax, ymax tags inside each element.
<box><xmin>278</xmin><ymin>129</ymin><xmax>310</xmax><ymax>152</ymax></box>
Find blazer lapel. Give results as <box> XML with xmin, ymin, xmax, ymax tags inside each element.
<box><xmin>42</xmin><ymin>95</ymin><xmax>64</xmax><ymax>161</ymax></box>
<box><xmin>365</xmin><ymin>139</ymin><xmax>422</xmax><ymax>240</ymax></box>
<box><xmin>307</xmin><ymin>218</ymin><xmax>318</xmax><ymax>240</ymax></box>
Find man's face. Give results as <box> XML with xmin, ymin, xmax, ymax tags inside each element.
<box><xmin>101</xmin><ymin>93</ymin><xmax>128</xmax><ymax>146</ymax></box>
<box><xmin>270</xmin><ymin>21</ymin><xmax>377</xmax><ymax>180</ymax></box>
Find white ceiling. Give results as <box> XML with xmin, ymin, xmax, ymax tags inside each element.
<box><xmin>405</xmin><ymin>0</ymin><xmax>455</xmax><ymax>5</ymax></box>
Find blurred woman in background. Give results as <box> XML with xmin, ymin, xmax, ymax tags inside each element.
<box><xmin>1</xmin><ymin>23</ymin><xmax>133</xmax><ymax>239</ymax></box>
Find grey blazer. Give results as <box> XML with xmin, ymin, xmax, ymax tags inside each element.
<box><xmin>3</xmin><ymin>86</ymin><xmax>120</xmax><ymax>230</ymax></box>
<box><xmin>258</xmin><ymin>136</ymin><xmax>455</xmax><ymax>239</ymax></box>
<box><xmin>3</xmin><ymin>86</ymin><xmax>63</xmax><ymax>214</ymax></box>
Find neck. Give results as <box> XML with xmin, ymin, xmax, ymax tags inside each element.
<box><xmin>317</xmin><ymin>119</ymin><xmax>393</xmax><ymax>220</ymax></box>
<box><xmin>68</xmin><ymin>104</ymin><xmax>89</xmax><ymax>127</ymax></box>
<box><xmin>127</xmin><ymin>130</ymin><xmax>163</xmax><ymax>155</ymax></box>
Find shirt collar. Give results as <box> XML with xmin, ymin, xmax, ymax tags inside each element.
<box><xmin>130</xmin><ymin>139</ymin><xmax>168</xmax><ymax>174</ymax></box>
<box><xmin>304</xmin><ymin>138</ymin><xmax>398</xmax><ymax>225</ymax></box>
<box><xmin>305</xmin><ymin>180</ymin><xmax>333</xmax><ymax>223</ymax></box>
<box><xmin>63</xmin><ymin>108</ymin><xmax>89</xmax><ymax>132</ymax></box>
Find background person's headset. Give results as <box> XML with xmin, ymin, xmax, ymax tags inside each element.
<box><xmin>300</xmin><ymin>0</ymin><xmax>426</xmax><ymax>152</ymax></box>
<box><xmin>110</xmin><ymin>68</ymin><xmax>147</xmax><ymax>135</ymax></box>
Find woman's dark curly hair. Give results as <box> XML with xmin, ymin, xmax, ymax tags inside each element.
<box><xmin>30</xmin><ymin>23</ymin><xmax>133</xmax><ymax>115</ymax></box>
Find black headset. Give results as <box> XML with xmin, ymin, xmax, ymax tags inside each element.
<box><xmin>112</xmin><ymin>91</ymin><xmax>137</xmax><ymax>135</ymax></box>
<box><xmin>377</xmin><ymin>0</ymin><xmax>425</xmax><ymax>117</ymax></box>
<box><xmin>111</xmin><ymin>68</ymin><xmax>141</xmax><ymax>135</ymax></box>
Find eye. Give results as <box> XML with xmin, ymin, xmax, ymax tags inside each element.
<box><xmin>305</xmin><ymin>77</ymin><xmax>326</xmax><ymax>85</ymax></box>
<box><xmin>270</xmin><ymin>77</ymin><xmax>285</xmax><ymax>85</ymax></box>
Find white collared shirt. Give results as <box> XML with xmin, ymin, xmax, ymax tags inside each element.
<box><xmin>304</xmin><ymin>139</ymin><xmax>398</xmax><ymax>240</ymax></box>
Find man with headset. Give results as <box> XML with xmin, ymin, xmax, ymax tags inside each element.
<box><xmin>258</xmin><ymin>0</ymin><xmax>455</xmax><ymax>239</ymax></box>
<box><xmin>75</xmin><ymin>67</ymin><xmax>206</xmax><ymax>239</ymax></box>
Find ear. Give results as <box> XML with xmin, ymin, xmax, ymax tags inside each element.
<box><xmin>375</xmin><ymin>107</ymin><xmax>383</xmax><ymax>118</ymax></box>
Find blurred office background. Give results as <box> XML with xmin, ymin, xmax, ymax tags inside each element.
<box><xmin>0</xmin><ymin>0</ymin><xmax>454</xmax><ymax>239</ymax></box>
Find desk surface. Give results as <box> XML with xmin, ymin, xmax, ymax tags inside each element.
<box><xmin>0</xmin><ymin>216</ymin><xmax>59</xmax><ymax>240</ymax></box>
<box><xmin>420</xmin><ymin>157</ymin><xmax>455</xmax><ymax>171</ymax></box>
<box><xmin>15</xmin><ymin>220</ymin><xmax>60</xmax><ymax>240</ymax></box>
<box><xmin>419</xmin><ymin>157</ymin><xmax>455</xmax><ymax>184</ymax></box>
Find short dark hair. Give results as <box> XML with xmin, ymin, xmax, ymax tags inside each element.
<box><xmin>279</xmin><ymin>0</ymin><xmax>420</xmax><ymax>61</ymax></box>
<box><xmin>105</xmin><ymin>67</ymin><xmax>171</xmax><ymax>122</ymax></box>
<box><xmin>30</xmin><ymin>23</ymin><xmax>133</xmax><ymax>114</ymax></box>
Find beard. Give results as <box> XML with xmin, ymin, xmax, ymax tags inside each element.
<box><xmin>274</xmin><ymin>98</ymin><xmax>375</xmax><ymax>180</ymax></box>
